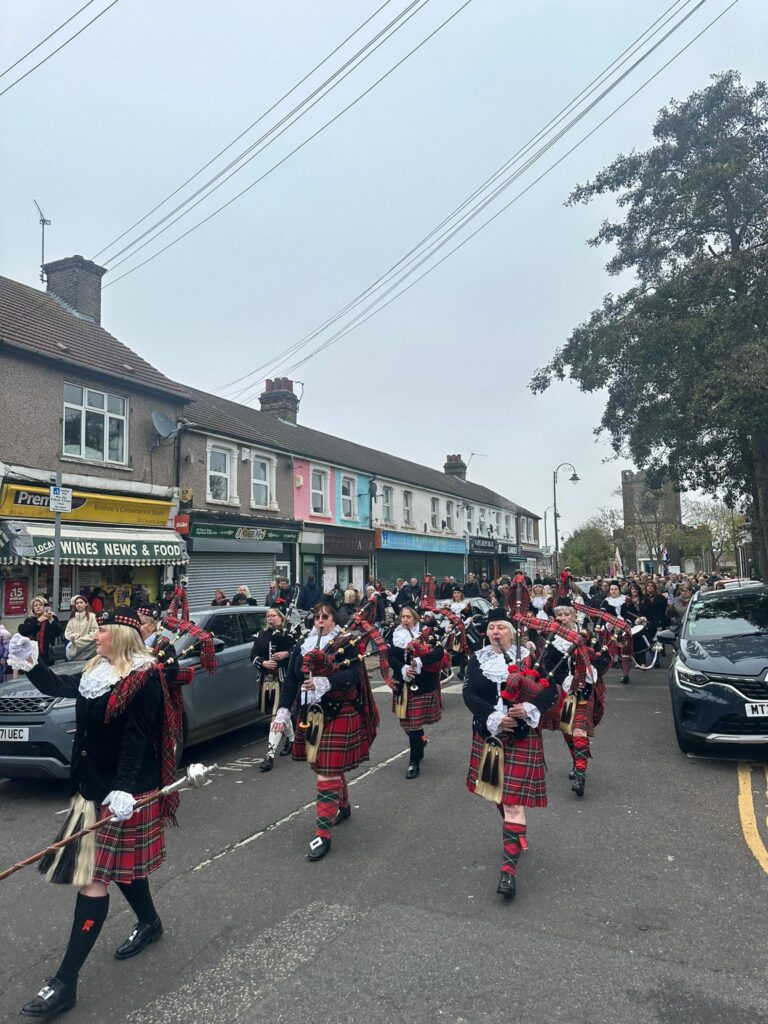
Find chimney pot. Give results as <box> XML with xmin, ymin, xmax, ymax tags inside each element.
<box><xmin>259</xmin><ymin>376</ymin><xmax>299</xmax><ymax>424</ymax></box>
<box><xmin>443</xmin><ymin>453</ymin><xmax>467</xmax><ymax>480</ymax></box>
<box><xmin>43</xmin><ymin>254</ymin><xmax>106</xmax><ymax>324</ymax></box>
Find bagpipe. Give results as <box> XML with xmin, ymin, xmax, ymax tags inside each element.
<box><xmin>298</xmin><ymin>607</ymin><xmax>389</xmax><ymax>764</ymax></box>
<box><xmin>393</xmin><ymin>627</ymin><xmax>442</xmax><ymax>720</ymax></box>
<box><xmin>474</xmin><ymin>649</ymin><xmax>549</xmax><ymax>804</ymax></box>
<box><xmin>253</xmin><ymin>628</ymin><xmax>291</xmax><ymax>717</ymax></box>
<box><xmin>512</xmin><ymin>612</ymin><xmax>591</xmax><ymax>736</ymax></box>
<box><xmin>421</xmin><ymin>574</ymin><xmax>437</xmax><ymax>610</ymax></box>
<box><xmin>571</xmin><ymin>601</ymin><xmax>633</xmax><ymax>670</ymax></box>
<box><xmin>432</xmin><ymin>606</ymin><xmax>470</xmax><ymax>655</ymax></box>
<box><xmin>160</xmin><ymin>585</ymin><xmax>218</xmax><ymax>675</ymax></box>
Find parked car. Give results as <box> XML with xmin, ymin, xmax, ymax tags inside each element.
<box><xmin>0</xmin><ymin>605</ymin><xmax>301</xmax><ymax>780</ymax></box>
<box><xmin>662</xmin><ymin>585</ymin><xmax>768</xmax><ymax>754</ymax></box>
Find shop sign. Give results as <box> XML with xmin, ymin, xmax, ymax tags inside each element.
<box><xmin>324</xmin><ymin>527</ymin><xmax>375</xmax><ymax>556</ymax></box>
<box><xmin>3</xmin><ymin>578</ymin><xmax>28</xmax><ymax>616</ymax></box>
<box><xmin>469</xmin><ymin>536</ymin><xmax>497</xmax><ymax>554</ymax></box>
<box><xmin>28</xmin><ymin>536</ymin><xmax>186</xmax><ymax>563</ymax></box>
<box><xmin>375</xmin><ymin>530</ymin><xmax>465</xmax><ymax>554</ymax></box>
<box><xmin>498</xmin><ymin>542</ymin><xmax>519</xmax><ymax>556</ymax></box>
<box><xmin>0</xmin><ymin>485</ymin><xmax>172</xmax><ymax>527</ymax></box>
<box><xmin>174</xmin><ymin>514</ymin><xmax>190</xmax><ymax>535</ymax></box>
<box><xmin>190</xmin><ymin>522</ymin><xmax>298</xmax><ymax>543</ymax></box>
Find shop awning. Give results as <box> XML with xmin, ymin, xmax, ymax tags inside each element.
<box><xmin>0</xmin><ymin>521</ymin><xmax>188</xmax><ymax>566</ymax></box>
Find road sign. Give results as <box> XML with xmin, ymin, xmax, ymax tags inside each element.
<box><xmin>49</xmin><ymin>486</ymin><xmax>73</xmax><ymax>514</ymax></box>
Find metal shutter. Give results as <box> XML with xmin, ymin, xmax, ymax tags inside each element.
<box><xmin>375</xmin><ymin>551</ymin><xmax>425</xmax><ymax>590</ymax></box>
<box><xmin>186</xmin><ymin>553</ymin><xmax>276</xmax><ymax>609</ymax></box>
<box><xmin>424</xmin><ymin>553</ymin><xmax>465</xmax><ymax>582</ymax></box>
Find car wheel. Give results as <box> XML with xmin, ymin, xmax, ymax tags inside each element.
<box><xmin>671</xmin><ymin>700</ymin><xmax>706</xmax><ymax>756</ymax></box>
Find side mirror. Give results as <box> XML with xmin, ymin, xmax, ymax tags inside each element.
<box><xmin>211</xmin><ymin>637</ymin><xmax>226</xmax><ymax>651</ymax></box>
<box><xmin>656</xmin><ymin>629</ymin><xmax>677</xmax><ymax>643</ymax></box>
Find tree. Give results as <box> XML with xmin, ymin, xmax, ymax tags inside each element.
<box><xmin>531</xmin><ymin>72</ymin><xmax>768</xmax><ymax>577</ymax></box>
<box><xmin>682</xmin><ymin>496</ymin><xmax>745</xmax><ymax>567</ymax></box>
<box><xmin>561</xmin><ymin>525</ymin><xmax>614</xmax><ymax>576</ymax></box>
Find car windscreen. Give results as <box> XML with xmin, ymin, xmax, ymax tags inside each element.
<box><xmin>685</xmin><ymin>591</ymin><xmax>768</xmax><ymax>639</ymax></box>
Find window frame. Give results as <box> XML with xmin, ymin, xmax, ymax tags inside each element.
<box><xmin>340</xmin><ymin>475</ymin><xmax>357</xmax><ymax>520</ymax></box>
<box><xmin>381</xmin><ymin>485</ymin><xmax>393</xmax><ymax>524</ymax></box>
<box><xmin>62</xmin><ymin>382</ymin><xmax>128</xmax><ymax>465</ymax></box>
<box><xmin>250</xmin><ymin>456</ymin><xmax>270</xmax><ymax>509</ymax></box>
<box><xmin>445</xmin><ymin>500</ymin><xmax>454</xmax><ymax>532</ymax></box>
<box><xmin>430</xmin><ymin>496</ymin><xmax>439</xmax><ymax>530</ymax></box>
<box><xmin>206</xmin><ymin>440</ymin><xmax>238</xmax><ymax>505</ymax></box>
<box><xmin>310</xmin><ymin>466</ymin><xmax>331</xmax><ymax>517</ymax></box>
<box><xmin>402</xmin><ymin>490</ymin><xmax>413</xmax><ymax>527</ymax></box>
<box><xmin>504</xmin><ymin>514</ymin><xmax>512</xmax><ymax>540</ymax></box>
<box><xmin>466</xmin><ymin>504</ymin><xmax>474</xmax><ymax>534</ymax></box>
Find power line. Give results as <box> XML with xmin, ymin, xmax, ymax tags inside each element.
<box><xmin>98</xmin><ymin>0</ymin><xmax>430</xmax><ymax>267</ymax></box>
<box><xmin>0</xmin><ymin>0</ymin><xmax>100</xmax><ymax>80</ymax></box>
<box><xmin>265</xmin><ymin>0</ymin><xmax>741</xmax><ymax>389</ymax></box>
<box><xmin>217</xmin><ymin>0</ymin><xmax>696</xmax><ymax>398</ymax></box>
<box><xmin>102</xmin><ymin>0</ymin><xmax>473</xmax><ymax>287</ymax></box>
<box><xmin>92</xmin><ymin>0</ymin><xmax>399</xmax><ymax>260</ymax></box>
<box><xmin>0</xmin><ymin>0</ymin><xmax>120</xmax><ymax>99</ymax></box>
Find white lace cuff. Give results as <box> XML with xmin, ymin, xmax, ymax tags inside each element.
<box><xmin>522</xmin><ymin>701</ymin><xmax>541</xmax><ymax>728</ymax></box>
<box><xmin>305</xmin><ymin>676</ymin><xmax>331</xmax><ymax>704</ymax></box>
<box><xmin>562</xmin><ymin>674</ymin><xmax>574</xmax><ymax>694</ymax></box>
<box><xmin>486</xmin><ymin>710</ymin><xmax>505</xmax><ymax>736</ymax></box>
<box><xmin>7</xmin><ymin>634</ymin><xmax>39</xmax><ymax>671</ymax></box>
<box><xmin>400</xmin><ymin>664</ymin><xmax>412</xmax><ymax>682</ymax></box>
<box><xmin>274</xmin><ymin>707</ymin><xmax>291</xmax><ymax>725</ymax></box>
<box><xmin>413</xmin><ymin>657</ymin><xmax>423</xmax><ymax>674</ymax></box>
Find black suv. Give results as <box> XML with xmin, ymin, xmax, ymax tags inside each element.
<box><xmin>665</xmin><ymin>584</ymin><xmax>768</xmax><ymax>754</ymax></box>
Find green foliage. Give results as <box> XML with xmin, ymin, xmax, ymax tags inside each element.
<box><xmin>561</xmin><ymin>526</ymin><xmax>614</xmax><ymax>577</ymax></box>
<box><xmin>531</xmin><ymin>72</ymin><xmax>768</xmax><ymax>572</ymax></box>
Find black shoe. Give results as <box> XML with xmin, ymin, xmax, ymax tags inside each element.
<box><xmin>406</xmin><ymin>762</ymin><xmax>420</xmax><ymax>779</ymax></box>
<box><xmin>307</xmin><ymin>836</ymin><xmax>331</xmax><ymax>861</ymax></box>
<box><xmin>21</xmin><ymin>977</ymin><xmax>77</xmax><ymax>1018</ymax></box>
<box><xmin>571</xmin><ymin>770</ymin><xmax>586</xmax><ymax>797</ymax></box>
<box><xmin>496</xmin><ymin>872</ymin><xmax>516</xmax><ymax>899</ymax></box>
<box><xmin>258</xmin><ymin>755</ymin><xmax>274</xmax><ymax>772</ymax></box>
<box><xmin>114</xmin><ymin>918</ymin><xmax>163</xmax><ymax>960</ymax></box>
<box><xmin>333</xmin><ymin>804</ymin><xmax>351</xmax><ymax>826</ymax></box>
<box><xmin>279</xmin><ymin>739</ymin><xmax>293</xmax><ymax>756</ymax></box>
<box><xmin>568</xmin><ymin>767</ymin><xmax>576</xmax><ymax>780</ymax></box>
<box><xmin>621</xmin><ymin>675</ymin><xmax>630</xmax><ymax>685</ymax></box>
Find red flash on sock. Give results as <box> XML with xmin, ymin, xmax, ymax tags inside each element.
<box><xmin>81</xmin><ymin>920</ymin><xmax>95</xmax><ymax>932</ymax></box>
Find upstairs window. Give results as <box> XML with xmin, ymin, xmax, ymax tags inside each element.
<box><xmin>63</xmin><ymin>383</ymin><xmax>127</xmax><ymax>463</ymax></box>
<box><xmin>251</xmin><ymin>458</ymin><xmax>270</xmax><ymax>507</ymax></box>
<box><xmin>207</xmin><ymin>445</ymin><xmax>233</xmax><ymax>502</ymax></box>
<box><xmin>341</xmin><ymin>476</ymin><xmax>356</xmax><ymax>519</ymax></box>
<box><xmin>445</xmin><ymin>500</ymin><xmax>454</xmax><ymax>531</ymax></box>
<box><xmin>381</xmin><ymin>486</ymin><xmax>393</xmax><ymax>523</ymax></box>
<box><xmin>311</xmin><ymin>468</ymin><xmax>329</xmax><ymax>515</ymax></box>
<box><xmin>402</xmin><ymin>490</ymin><xmax>413</xmax><ymax>526</ymax></box>
<box><xmin>466</xmin><ymin>505</ymin><xmax>474</xmax><ymax>533</ymax></box>
<box><xmin>504</xmin><ymin>514</ymin><xmax>512</xmax><ymax>539</ymax></box>
<box><xmin>430</xmin><ymin>497</ymin><xmax>439</xmax><ymax>529</ymax></box>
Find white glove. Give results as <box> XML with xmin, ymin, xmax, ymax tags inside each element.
<box><xmin>7</xmin><ymin>634</ymin><xmax>39</xmax><ymax>671</ymax></box>
<box><xmin>103</xmin><ymin>790</ymin><xmax>136</xmax><ymax>821</ymax></box>
<box><xmin>274</xmin><ymin>707</ymin><xmax>292</xmax><ymax>726</ymax></box>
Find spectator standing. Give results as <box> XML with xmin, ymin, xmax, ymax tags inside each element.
<box><xmin>211</xmin><ymin>589</ymin><xmax>230</xmax><ymax>607</ymax></box>
<box><xmin>231</xmin><ymin>586</ymin><xmax>257</xmax><ymax>606</ymax></box>
<box><xmin>277</xmin><ymin>578</ymin><xmax>295</xmax><ymax>606</ymax></box>
<box><xmin>0</xmin><ymin>618</ymin><xmax>10</xmax><ymax>682</ymax></box>
<box><xmin>463</xmin><ymin>573</ymin><xmax>481</xmax><ymax>597</ymax></box>
<box><xmin>408</xmin><ymin>578</ymin><xmax>422</xmax><ymax>605</ymax></box>
<box><xmin>298</xmin><ymin>576</ymin><xmax>322</xmax><ymax>610</ymax></box>
<box><xmin>64</xmin><ymin>597</ymin><xmax>98</xmax><ymax>657</ymax></box>
<box><xmin>438</xmin><ymin>576</ymin><xmax>453</xmax><ymax>600</ymax></box>
<box><xmin>668</xmin><ymin>586</ymin><xmax>693</xmax><ymax>632</ymax></box>
<box><xmin>19</xmin><ymin>596</ymin><xmax>62</xmax><ymax>665</ymax></box>
<box><xmin>89</xmin><ymin>587</ymin><xmax>105</xmax><ymax>615</ymax></box>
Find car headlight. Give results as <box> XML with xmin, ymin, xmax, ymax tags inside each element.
<box><xmin>674</xmin><ymin>662</ymin><xmax>708</xmax><ymax>688</ymax></box>
<box><xmin>54</xmin><ymin>698</ymin><xmax>77</xmax><ymax>709</ymax></box>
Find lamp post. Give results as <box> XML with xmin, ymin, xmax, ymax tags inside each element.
<box><xmin>542</xmin><ymin>504</ymin><xmax>555</xmax><ymax>577</ymax></box>
<box><xmin>553</xmin><ymin>463</ymin><xmax>579</xmax><ymax>577</ymax></box>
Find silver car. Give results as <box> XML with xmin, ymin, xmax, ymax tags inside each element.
<box><xmin>0</xmin><ymin>605</ymin><xmax>300</xmax><ymax>780</ymax></box>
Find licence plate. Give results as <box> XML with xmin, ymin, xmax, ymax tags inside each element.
<box><xmin>745</xmin><ymin>702</ymin><xmax>768</xmax><ymax>718</ymax></box>
<box><xmin>0</xmin><ymin>726</ymin><xmax>29</xmax><ymax>741</ymax></box>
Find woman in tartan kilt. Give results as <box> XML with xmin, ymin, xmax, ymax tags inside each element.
<box><xmin>540</xmin><ymin>603</ymin><xmax>610</xmax><ymax>798</ymax></box>
<box><xmin>463</xmin><ymin>610</ymin><xmax>558</xmax><ymax>901</ymax></box>
<box><xmin>387</xmin><ymin>606</ymin><xmax>445</xmax><ymax>779</ymax></box>
<box><xmin>275</xmin><ymin>601</ymin><xmax>378</xmax><ymax>862</ymax></box>
<box><xmin>9</xmin><ymin>608</ymin><xmax>181</xmax><ymax>1020</ymax></box>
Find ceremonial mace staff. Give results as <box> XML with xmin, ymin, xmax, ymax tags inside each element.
<box><xmin>0</xmin><ymin>762</ymin><xmax>217</xmax><ymax>883</ymax></box>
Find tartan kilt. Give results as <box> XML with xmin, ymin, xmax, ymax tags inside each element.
<box><xmin>466</xmin><ymin>730</ymin><xmax>547</xmax><ymax>807</ymax></box>
<box><xmin>391</xmin><ymin>686</ymin><xmax>442</xmax><ymax>731</ymax></box>
<box><xmin>592</xmin><ymin>678</ymin><xmax>606</xmax><ymax>728</ymax></box>
<box><xmin>292</xmin><ymin>702</ymin><xmax>370</xmax><ymax>775</ymax></box>
<box><xmin>93</xmin><ymin>790</ymin><xmax>165</xmax><ymax>885</ymax></box>
<box><xmin>572</xmin><ymin>691</ymin><xmax>597</xmax><ymax>736</ymax></box>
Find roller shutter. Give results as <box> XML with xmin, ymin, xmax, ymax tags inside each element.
<box><xmin>186</xmin><ymin>553</ymin><xmax>276</xmax><ymax>608</ymax></box>
<box><xmin>375</xmin><ymin>551</ymin><xmax>425</xmax><ymax>589</ymax></box>
<box><xmin>424</xmin><ymin>553</ymin><xmax>465</xmax><ymax>581</ymax></box>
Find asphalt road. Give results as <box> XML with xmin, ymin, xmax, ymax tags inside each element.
<box><xmin>1</xmin><ymin>666</ymin><xmax>768</xmax><ymax>1024</ymax></box>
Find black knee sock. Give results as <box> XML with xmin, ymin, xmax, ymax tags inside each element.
<box><xmin>116</xmin><ymin>878</ymin><xmax>158</xmax><ymax>925</ymax></box>
<box><xmin>408</xmin><ymin>730</ymin><xmax>424</xmax><ymax>763</ymax></box>
<box><xmin>56</xmin><ymin>892</ymin><xmax>109</xmax><ymax>985</ymax></box>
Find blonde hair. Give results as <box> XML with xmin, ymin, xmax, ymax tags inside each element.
<box><xmin>265</xmin><ymin>607</ymin><xmax>286</xmax><ymax>626</ymax></box>
<box><xmin>344</xmin><ymin>589</ymin><xmax>356</xmax><ymax>604</ymax></box>
<box><xmin>85</xmin><ymin>624</ymin><xmax>149</xmax><ymax>677</ymax></box>
<box><xmin>30</xmin><ymin>595</ymin><xmax>48</xmax><ymax>614</ymax></box>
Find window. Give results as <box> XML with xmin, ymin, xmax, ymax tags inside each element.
<box><xmin>478</xmin><ymin>508</ymin><xmax>486</xmax><ymax>532</ymax></box>
<box><xmin>381</xmin><ymin>486</ymin><xmax>393</xmax><ymax>523</ymax></box>
<box><xmin>430</xmin><ymin>497</ymin><xmax>439</xmax><ymax>530</ymax></box>
<box><xmin>527</xmin><ymin>518</ymin><xmax>535</xmax><ymax>543</ymax></box>
<box><xmin>63</xmin><ymin>383</ymin><xmax>127</xmax><ymax>463</ymax></box>
<box><xmin>504</xmin><ymin>514</ymin><xmax>511</xmax><ymax>539</ymax></box>
<box><xmin>207</xmin><ymin>445</ymin><xmax>234</xmax><ymax>502</ymax></box>
<box><xmin>242</xmin><ymin>611</ymin><xmax>266</xmax><ymax>635</ymax></box>
<box><xmin>341</xmin><ymin>476</ymin><xmax>356</xmax><ymax>519</ymax></box>
<box><xmin>520</xmin><ymin>517</ymin><xmax>528</xmax><ymax>542</ymax></box>
<box><xmin>251</xmin><ymin>458</ymin><xmax>270</xmax><ymax>507</ymax></box>
<box><xmin>311</xmin><ymin>468</ymin><xmax>329</xmax><ymax>515</ymax></box>
<box><xmin>445</xmin><ymin>500</ymin><xmax>454</xmax><ymax>532</ymax></box>
<box><xmin>207</xmin><ymin>614</ymin><xmax>242</xmax><ymax>649</ymax></box>
<box><xmin>495</xmin><ymin>512</ymin><xmax>501</xmax><ymax>536</ymax></box>
<box><xmin>466</xmin><ymin>505</ymin><xmax>474</xmax><ymax>533</ymax></box>
<box><xmin>403</xmin><ymin>490</ymin><xmax>413</xmax><ymax>526</ymax></box>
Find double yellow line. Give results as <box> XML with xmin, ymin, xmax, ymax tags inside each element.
<box><xmin>737</xmin><ymin>763</ymin><xmax>768</xmax><ymax>873</ymax></box>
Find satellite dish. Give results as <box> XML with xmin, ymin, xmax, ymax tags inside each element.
<box><xmin>152</xmin><ymin>411</ymin><xmax>178</xmax><ymax>439</ymax></box>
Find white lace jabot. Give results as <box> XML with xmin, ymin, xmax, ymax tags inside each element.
<box><xmin>300</xmin><ymin>626</ymin><xmax>340</xmax><ymax>657</ymax></box>
<box><xmin>78</xmin><ymin>653</ymin><xmax>154</xmax><ymax>700</ymax></box>
<box><xmin>392</xmin><ymin>625</ymin><xmax>418</xmax><ymax>649</ymax></box>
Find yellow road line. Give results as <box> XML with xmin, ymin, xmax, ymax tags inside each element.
<box><xmin>737</xmin><ymin>763</ymin><xmax>768</xmax><ymax>874</ymax></box>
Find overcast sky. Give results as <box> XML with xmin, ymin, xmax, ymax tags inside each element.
<box><xmin>1</xmin><ymin>0</ymin><xmax>763</xmax><ymax>538</ymax></box>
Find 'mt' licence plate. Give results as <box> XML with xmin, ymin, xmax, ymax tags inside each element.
<box><xmin>745</xmin><ymin>702</ymin><xmax>768</xmax><ymax>718</ymax></box>
<box><xmin>0</xmin><ymin>726</ymin><xmax>29</xmax><ymax>741</ymax></box>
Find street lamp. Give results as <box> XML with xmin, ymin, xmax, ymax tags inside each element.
<box><xmin>553</xmin><ymin>463</ymin><xmax>579</xmax><ymax>577</ymax></box>
<box><xmin>542</xmin><ymin>504</ymin><xmax>555</xmax><ymax>549</ymax></box>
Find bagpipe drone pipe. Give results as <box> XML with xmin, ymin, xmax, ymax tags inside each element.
<box><xmin>571</xmin><ymin>601</ymin><xmax>633</xmax><ymax>673</ymax></box>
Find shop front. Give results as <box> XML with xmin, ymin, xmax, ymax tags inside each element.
<box><xmin>496</xmin><ymin>541</ymin><xmax>540</xmax><ymax>580</ymax></box>
<box><xmin>299</xmin><ymin>528</ymin><xmax>324</xmax><ymax>586</ymax></box>
<box><xmin>322</xmin><ymin>526</ymin><xmax>374</xmax><ymax>594</ymax></box>
<box><xmin>468</xmin><ymin>536</ymin><xmax>498</xmax><ymax>580</ymax></box>
<box><xmin>374</xmin><ymin>530</ymin><xmax>466</xmax><ymax>589</ymax></box>
<box><xmin>185</xmin><ymin>518</ymin><xmax>300</xmax><ymax>608</ymax></box>
<box><xmin>0</xmin><ymin>483</ymin><xmax>184</xmax><ymax>623</ymax></box>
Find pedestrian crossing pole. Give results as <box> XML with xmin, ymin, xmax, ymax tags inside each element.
<box><xmin>52</xmin><ymin>471</ymin><xmax>62</xmax><ymax>615</ymax></box>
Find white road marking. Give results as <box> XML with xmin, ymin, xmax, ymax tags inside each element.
<box><xmin>191</xmin><ymin>747</ymin><xmax>409</xmax><ymax>872</ymax></box>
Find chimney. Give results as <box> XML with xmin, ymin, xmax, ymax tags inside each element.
<box><xmin>259</xmin><ymin>377</ymin><xmax>299</xmax><ymax>424</ymax></box>
<box><xmin>44</xmin><ymin>255</ymin><xmax>106</xmax><ymax>324</ymax></box>
<box><xmin>444</xmin><ymin>454</ymin><xmax>467</xmax><ymax>481</ymax></box>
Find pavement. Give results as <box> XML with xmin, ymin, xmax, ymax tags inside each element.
<box><xmin>1</xmin><ymin>666</ymin><xmax>768</xmax><ymax>1024</ymax></box>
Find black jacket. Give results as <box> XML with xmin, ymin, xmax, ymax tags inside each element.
<box><xmin>19</xmin><ymin>615</ymin><xmax>62</xmax><ymax>666</ymax></box>
<box><xmin>643</xmin><ymin>594</ymin><xmax>668</xmax><ymax>632</ymax></box>
<box><xmin>462</xmin><ymin>651</ymin><xmax>558</xmax><ymax>738</ymax></box>
<box><xmin>279</xmin><ymin>641</ymin><xmax>362</xmax><ymax>719</ymax></box>
<box><xmin>388</xmin><ymin>633</ymin><xmax>445</xmax><ymax>694</ymax></box>
<box><xmin>297</xmin><ymin>582</ymin><xmax>322</xmax><ymax>609</ymax></box>
<box><xmin>27</xmin><ymin>660</ymin><xmax>163</xmax><ymax>802</ymax></box>
<box><xmin>463</xmin><ymin>581</ymin><xmax>481</xmax><ymax>597</ymax></box>
<box><xmin>249</xmin><ymin>627</ymin><xmax>295</xmax><ymax>669</ymax></box>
